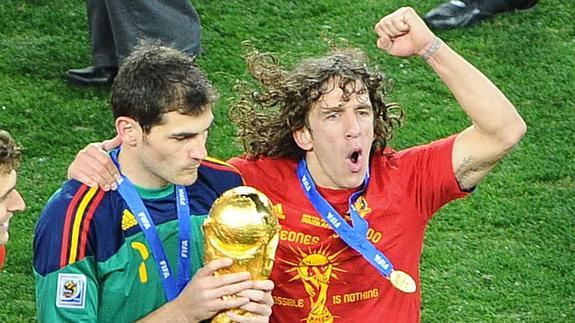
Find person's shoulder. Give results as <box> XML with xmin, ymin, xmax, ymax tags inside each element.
<box><xmin>397</xmin><ymin>135</ymin><xmax>457</xmax><ymax>155</ymax></box>
<box><xmin>370</xmin><ymin>146</ymin><xmax>399</xmax><ymax>166</ymax></box>
<box><xmin>227</xmin><ymin>155</ymin><xmax>298</xmax><ymax>192</ymax></box>
<box><xmin>228</xmin><ymin>155</ymin><xmax>295</xmax><ymax>175</ymax></box>
<box><xmin>37</xmin><ymin>179</ymin><xmax>122</xmax><ymax>236</ymax></box>
<box><xmin>195</xmin><ymin>156</ymin><xmax>244</xmax><ymax>191</ymax></box>
<box><xmin>34</xmin><ymin>180</ymin><xmax>121</xmax><ymax>276</ymax></box>
<box><xmin>200</xmin><ymin>156</ymin><xmax>243</xmax><ymax>177</ymax></box>
<box><xmin>40</xmin><ymin>180</ymin><xmax>116</xmax><ymax>217</ymax></box>
<box><xmin>371</xmin><ymin>136</ymin><xmax>458</xmax><ymax>179</ymax></box>
<box><xmin>41</xmin><ymin>180</ymin><xmax>93</xmax><ymax>214</ymax></box>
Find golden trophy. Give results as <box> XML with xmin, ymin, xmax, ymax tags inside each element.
<box><xmin>203</xmin><ymin>186</ymin><xmax>281</xmax><ymax>322</ymax></box>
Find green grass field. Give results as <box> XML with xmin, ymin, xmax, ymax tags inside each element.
<box><xmin>1</xmin><ymin>0</ymin><xmax>573</xmax><ymax>321</ymax></box>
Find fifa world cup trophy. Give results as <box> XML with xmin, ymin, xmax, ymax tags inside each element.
<box><xmin>203</xmin><ymin>186</ymin><xmax>281</xmax><ymax>322</ymax></box>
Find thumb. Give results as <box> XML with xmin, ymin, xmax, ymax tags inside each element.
<box><xmin>102</xmin><ymin>135</ymin><xmax>121</xmax><ymax>151</ymax></box>
<box><xmin>376</xmin><ymin>35</ymin><xmax>392</xmax><ymax>52</ymax></box>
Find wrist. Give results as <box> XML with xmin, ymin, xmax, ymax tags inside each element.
<box><xmin>167</xmin><ymin>298</ymin><xmax>195</xmax><ymax>323</ymax></box>
<box><xmin>419</xmin><ymin>36</ymin><xmax>443</xmax><ymax>61</ymax></box>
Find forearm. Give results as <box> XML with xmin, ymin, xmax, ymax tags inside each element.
<box><xmin>137</xmin><ymin>300</ymin><xmax>193</xmax><ymax>323</ymax></box>
<box><xmin>374</xmin><ymin>7</ymin><xmax>526</xmax><ymax>189</ymax></box>
<box><xmin>424</xmin><ymin>40</ymin><xmax>526</xmax><ymax>144</ymax></box>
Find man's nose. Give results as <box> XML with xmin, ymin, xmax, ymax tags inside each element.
<box><xmin>344</xmin><ymin>113</ymin><xmax>361</xmax><ymax>139</ymax></box>
<box><xmin>8</xmin><ymin>190</ymin><xmax>26</xmax><ymax>213</ymax></box>
<box><xmin>189</xmin><ymin>139</ymin><xmax>208</xmax><ymax>160</ymax></box>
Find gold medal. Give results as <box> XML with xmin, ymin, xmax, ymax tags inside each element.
<box><xmin>389</xmin><ymin>270</ymin><xmax>416</xmax><ymax>293</ymax></box>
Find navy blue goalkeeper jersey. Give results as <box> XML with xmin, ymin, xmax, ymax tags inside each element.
<box><xmin>33</xmin><ymin>157</ymin><xmax>243</xmax><ymax>322</ymax></box>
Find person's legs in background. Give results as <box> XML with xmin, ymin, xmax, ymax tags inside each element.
<box><xmin>67</xmin><ymin>0</ymin><xmax>118</xmax><ymax>86</ymax></box>
<box><xmin>66</xmin><ymin>0</ymin><xmax>202</xmax><ymax>86</ymax></box>
<box><xmin>106</xmin><ymin>0</ymin><xmax>202</xmax><ymax>61</ymax></box>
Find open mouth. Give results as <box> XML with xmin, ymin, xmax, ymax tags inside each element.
<box><xmin>346</xmin><ymin>148</ymin><xmax>363</xmax><ymax>172</ymax></box>
<box><xmin>350</xmin><ymin>151</ymin><xmax>360</xmax><ymax>164</ymax></box>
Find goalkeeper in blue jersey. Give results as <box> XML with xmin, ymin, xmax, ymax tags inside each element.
<box><xmin>33</xmin><ymin>44</ymin><xmax>273</xmax><ymax>322</ymax></box>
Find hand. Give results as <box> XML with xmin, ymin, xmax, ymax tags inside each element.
<box><xmin>172</xmin><ymin>258</ymin><xmax>256</xmax><ymax>322</ymax></box>
<box><xmin>226</xmin><ymin>279</ymin><xmax>274</xmax><ymax>322</ymax></box>
<box><xmin>374</xmin><ymin>7</ymin><xmax>435</xmax><ymax>57</ymax></box>
<box><xmin>67</xmin><ymin>135</ymin><xmax>121</xmax><ymax>191</ymax></box>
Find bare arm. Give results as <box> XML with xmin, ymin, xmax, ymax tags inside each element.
<box><xmin>374</xmin><ymin>7</ymin><xmax>526</xmax><ymax>190</ymax></box>
<box><xmin>424</xmin><ymin>41</ymin><xmax>526</xmax><ymax>189</ymax></box>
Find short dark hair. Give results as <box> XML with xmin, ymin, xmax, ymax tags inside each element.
<box><xmin>111</xmin><ymin>43</ymin><xmax>218</xmax><ymax>133</ymax></box>
<box><xmin>0</xmin><ymin>130</ymin><xmax>21</xmax><ymax>174</ymax></box>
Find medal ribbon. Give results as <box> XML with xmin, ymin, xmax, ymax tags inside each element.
<box><xmin>111</xmin><ymin>149</ymin><xmax>191</xmax><ymax>301</ymax></box>
<box><xmin>297</xmin><ymin>159</ymin><xmax>395</xmax><ymax>277</ymax></box>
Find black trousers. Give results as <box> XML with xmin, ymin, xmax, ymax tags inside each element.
<box><xmin>87</xmin><ymin>0</ymin><xmax>202</xmax><ymax>68</ymax></box>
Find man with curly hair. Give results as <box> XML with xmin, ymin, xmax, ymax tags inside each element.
<box><xmin>69</xmin><ymin>7</ymin><xmax>526</xmax><ymax>322</ymax></box>
<box><xmin>0</xmin><ymin>130</ymin><xmax>26</xmax><ymax>269</ymax></box>
<box><xmin>226</xmin><ymin>8</ymin><xmax>524</xmax><ymax>321</ymax></box>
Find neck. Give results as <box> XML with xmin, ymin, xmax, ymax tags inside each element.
<box><xmin>118</xmin><ymin>147</ymin><xmax>169</xmax><ymax>189</ymax></box>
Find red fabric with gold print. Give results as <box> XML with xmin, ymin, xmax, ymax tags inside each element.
<box><xmin>229</xmin><ymin>136</ymin><xmax>468</xmax><ymax>323</ymax></box>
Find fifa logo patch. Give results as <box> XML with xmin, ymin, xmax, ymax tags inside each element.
<box><xmin>56</xmin><ymin>273</ymin><xmax>87</xmax><ymax>308</ymax></box>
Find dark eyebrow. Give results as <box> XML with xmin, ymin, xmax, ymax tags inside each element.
<box><xmin>170</xmin><ymin>132</ymin><xmax>198</xmax><ymax>139</ymax></box>
<box><xmin>170</xmin><ymin>123</ymin><xmax>212</xmax><ymax>139</ymax></box>
<box><xmin>322</xmin><ymin>104</ymin><xmax>344</xmax><ymax>112</ymax></box>
<box><xmin>355</xmin><ymin>103</ymin><xmax>373</xmax><ymax>110</ymax></box>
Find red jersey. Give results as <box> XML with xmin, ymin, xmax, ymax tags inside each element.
<box><xmin>0</xmin><ymin>245</ymin><xmax>5</xmax><ymax>270</ymax></box>
<box><xmin>228</xmin><ymin>136</ymin><xmax>468</xmax><ymax>323</ymax></box>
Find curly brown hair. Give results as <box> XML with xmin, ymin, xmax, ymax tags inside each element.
<box><xmin>0</xmin><ymin>130</ymin><xmax>21</xmax><ymax>174</ymax></box>
<box><xmin>230</xmin><ymin>47</ymin><xmax>403</xmax><ymax>160</ymax></box>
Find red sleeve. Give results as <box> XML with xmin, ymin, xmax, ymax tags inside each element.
<box><xmin>227</xmin><ymin>156</ymin><xmax>275</xmax><ymax>192</ymax></box>
<box><xmin>227</xmin><ymin>156</ymin><xmax>299</xmax><ymax>200</ymax></box>
<box><xmin>392</xmin><ymin>135</ymin><xmax>469</xmax><ymax>220</ymax></box>
<box><xmin>227</xmin><ymin>157</ymin><xmax>255</xmax><ymax>185</ymax></box>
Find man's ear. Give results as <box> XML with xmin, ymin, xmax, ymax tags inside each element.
<box><xmin>115</xmin><ymin>117</ymin><xmax>140</xmax><ymax>146</ymax></box>
<box><xmin>293</xmin><ymin>127</ymin><xmax>313</xmax><ymax>151</ymax></box>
